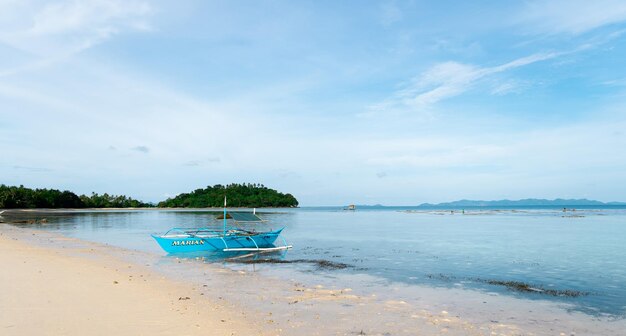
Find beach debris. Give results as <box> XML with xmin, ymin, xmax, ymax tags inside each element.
<box><xmin>113</xmin><ymin>281</ymin><xmax>118</xmax><ymax>284</ymax></box>
<box><xmin>178</xmin><ymin>296</ymin><xmax>191</xmax><ymax>300</ymax></box>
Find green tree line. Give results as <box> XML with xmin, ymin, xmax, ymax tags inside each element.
<box><xmin>0</xmin><ymin>183</ymin><xmax>299</xmax><ymax>209</ymax></box>
<box><xmin>158</xmin><ymin>183</ymin><xmax>299</xmax><ymax>208</ymax></box>
<box><xmin>0</xmin><ymin>185</ymin><xmax>152</xmax><ymax>209</ymax></box>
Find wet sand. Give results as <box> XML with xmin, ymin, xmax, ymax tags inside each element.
<box><xmin>1</xmin><ymin>224</ymin><xmax>624</xmax><ymax>335</ymax></box>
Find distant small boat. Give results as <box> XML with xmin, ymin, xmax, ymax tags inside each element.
<box><xmin>152</xmin><ymin>199</ymin><xmax>291</xmax><ymax>253</ymax></box>
<box><xmin>344</xmin><ymin>204</ymin><xmax>356</xmax><ymax>211</ymax></box>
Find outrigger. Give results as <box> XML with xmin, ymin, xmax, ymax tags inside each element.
<box><xmin>152</xmin><ymin>199</ymin><xmax>292</xmax><ymax>253</ymax></box>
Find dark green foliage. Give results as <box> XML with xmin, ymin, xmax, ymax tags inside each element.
<box><xmin>0</xmin><ymin>185</ymin><xmax>152</xmax><ymax>209</ymax></box>
<box><xmin>157</xmin><ymin>183</ymin><xmax>298</xmax><ymax>208</ymax></box>
<box><xmin>79</xmin><ymin>192</ymin><xmax>152</xmax><ymax>208</ymax></box>
<box><xmin>0</xmin><ymin>183</ymin><xmax>298</xmax><ymax>209</ymax></box>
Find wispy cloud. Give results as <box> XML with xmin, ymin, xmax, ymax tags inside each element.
<box><xmin>368</xmin><ymin>52</ymin><xmax>560</xmax><ymax>115</ymax></box>
<box><xmin>367</xmin><ymin>142</ymin><xmax>508</xmax><ymax>169</ymax></box>
<box><xmin>131</xmin><ymin>145</ymin><xmax>149</xmax><ymax>153</ymax></box>
<box><xmin>369</xmin><ymin>29</ymin><xmax>626</xmax><ymax>117</ymax></box>
<box><xmin>0</xmin><ymin>0</ymin><xmax>152</xmax><ymax>76</ymax></box>
<box><xmin>13</xmin><ymin>165</ymin><xmax>52</xmax><ymax>172</ymax></box>
<box><xmin>183</xmin><ymin>158</ymin><xmax>220</xmax><ymax>167</ymax></box>
<box><xmin>490</xmin><ymin>80</ymin><xmax>528</xmax><ymax>96</ymax></box>
<box><xmin>379</xmin><ymin>1</ymin><xmax>403</xmax><ymax>26</ymax></box>
<box><xmin>519</xmin><ymin>0</ymin><xmax>626</xmax><ymax>35</ymax></box>
<box><xmin>183</xmin><ymin>160</ymin><xmax>201</xmax><ymax>167</ymax></box>
<box><xmin>278</xmin><ymin>170</ymin><xmax>301</xmax><ymax>179</ymax></box>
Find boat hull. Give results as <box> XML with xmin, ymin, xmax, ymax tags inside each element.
<box><xmin>152</xmin><ymin>229</ymin><xmax>284</xmax><ymax>253</ymax></box>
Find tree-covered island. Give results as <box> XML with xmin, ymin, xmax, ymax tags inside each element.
<box><xmin>0</xmin><ymin>183</ymin><xmax>298</xmax><ymax>209</ymax></box>
<box><xmin>0</xmin><ymin>185</ymin><xmax>152</xmax><ymax>208</ymax></box>
<box><xmin>158</xmin><ymin>183</ymin><xmax>298</xmax><ymax>208</ymax></box>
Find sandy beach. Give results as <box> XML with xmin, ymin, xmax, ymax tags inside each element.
<box><xmin>0</xmin><ymin>226</ymin><xmax>272</xmax><ymax>336</ymax></box>
<box><xmin>2</xmin><ymin>223</ymin><xmax>625</xmax><ymax>336</ymax></box>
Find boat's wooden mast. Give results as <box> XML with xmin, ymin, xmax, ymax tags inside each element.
<box><xmin>223</xmin><ymin>196</ymin><xmax>227</xmax><ymax>236</ymax></box>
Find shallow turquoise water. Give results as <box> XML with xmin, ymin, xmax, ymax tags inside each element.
<box><xmin>8</xmin><ymin>207</ymin><xmax>626</xmax><ymax>317</ymax></box>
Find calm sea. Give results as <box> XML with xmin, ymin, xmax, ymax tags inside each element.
<box><xmin>7</xmin><ymin>206</ymin><xmax>626</xmax><ymax>317</ymax></box>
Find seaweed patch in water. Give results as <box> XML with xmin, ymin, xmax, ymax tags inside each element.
<box><xmin>426</xmin><ymin>273</ymin><xmax>457</xmax><ymax>282</ymax></box>
<box><xmin>232</xmin><ymin>258</ymin><xmax>352</xmax><ymax>270</ymax></box>
<box><xmin>425</xmin><ymin>273</ymin><xmax>588</xmax><ymax>297</ymax></box>
<box><xmin>472</xmin><ymin>278</ymin><xmax>588</xmax><ymax>297</ymax></box>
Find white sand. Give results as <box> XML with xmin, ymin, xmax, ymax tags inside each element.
<box><xmin>0</xmin><ymin>228</ymin><xmax>272</xmax><ymax>336</ymax></box>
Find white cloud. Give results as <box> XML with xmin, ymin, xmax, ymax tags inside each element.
<box><xmin>520</xmin><ymin>0</ymin><xmax>626</xmax><ymax>35</ymax></box>
<box><xmin>369</xmin><ymin>25</ymin><xmax>626</xmax><ymax>117</ymax></box>
<box><xmin>28</xmin><ymin>0</ymin><xmax>150</xmax><ymax>36</ymax></box>
<box><xmin>0</xmin><ymin>0</ymin><xmax>152</xmax><ymax>73</ymax></box>
<box><xmin>369</xmin><ymin>51</ymin><xmax>560</xmax><ymax>115</ymax></box>
<box><xmin>404</xmin><ymin>62</ymin><xmax>479</xmax><ymax>109</ymax></box>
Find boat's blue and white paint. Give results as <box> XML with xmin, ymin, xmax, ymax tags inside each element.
<box><xmin>152</xmin><ymin>227</ymin><xmax>286</xmax><ymax>253</ymax></box>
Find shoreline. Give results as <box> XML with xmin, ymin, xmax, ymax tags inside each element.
<box><xmin>1</xmin><ymin>224</ymin><xmax>625</xmax><ymax>335</ymax></box>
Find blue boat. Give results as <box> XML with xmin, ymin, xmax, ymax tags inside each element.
<box><xmin>152</xmin><ymin>206</ymin><xmax>291</xmax><ymax>253</ymax></box>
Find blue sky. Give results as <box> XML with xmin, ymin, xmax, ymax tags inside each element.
<box><xmin>1</xmin><ymin>0</ymin><xmax>626</xmax><ymax>205</ymax></box>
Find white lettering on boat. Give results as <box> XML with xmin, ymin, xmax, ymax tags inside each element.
<box><xmin>171</xmin><ymin>240</ymin><xmax>205</xmax><ymax>246</ymax></box>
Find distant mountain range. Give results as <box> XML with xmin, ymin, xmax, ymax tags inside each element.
<box><xmin>351</xmin><ymin>198</ymin><xmax>626</xmax><ymax>209</ymax></box>
<box><xmin>417</xmin><ymin>198</ymin><xmax>626</xmax><ymax>208</ymax></box>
